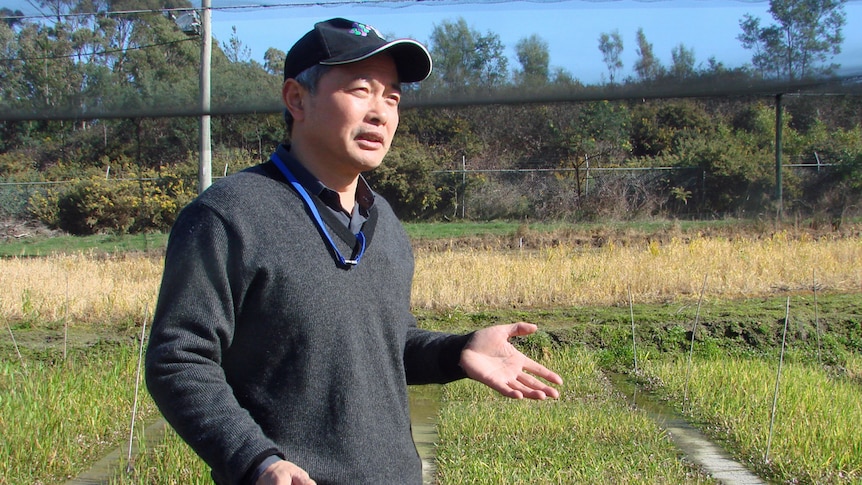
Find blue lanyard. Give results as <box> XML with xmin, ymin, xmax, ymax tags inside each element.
<box><xmin>271</xmin><ymin>152</ymin><xmax>366</xmax><ymax>268</ymax></box>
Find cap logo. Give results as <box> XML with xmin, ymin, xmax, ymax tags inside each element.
<box><xmin>350</xmin><ymin>22</ymin><xmax>384</xmax><ymax>40</ymax></box>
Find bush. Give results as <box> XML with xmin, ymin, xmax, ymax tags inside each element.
<box><xmin>28</xmin><ymin>168</ymin><xmax>194</xmax><ymax>235</ymax></box>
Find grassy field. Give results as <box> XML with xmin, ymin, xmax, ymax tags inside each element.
<box><xmin>1</xmin><ymin>221</ymin><xmax>860</xmax><ymax>484</ymax></box>
<box><xmin>0</xmin><ymin>343</ymin><xmax>158</xmax><ymax>485</ymax></box>
<box><xmin>2</xmin><ymin>225</ymin><xmax>860</xmax><ymax>324</ymax></box>
<box><xmin>643</xmin><ymin>356</ymin><xmax>862</xmax><ymax>484</ymax></box>
<box><xmin>435</xmin><ymin>347</ymin><xmax>716</xmax><ymax>484</ymax></box>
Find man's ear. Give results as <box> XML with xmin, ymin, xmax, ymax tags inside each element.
<box><xmin>282</xmin><ymin>79</ymin><xmax>306</xmax><ymax>122</ymax></box>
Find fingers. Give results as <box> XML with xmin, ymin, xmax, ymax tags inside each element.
<box><xmin>507</xmin><ymin>322</ymin><xmax>538</xmax><ymax>338</ymax></box>
<box><xmin>523</xmin><ymin>358</ymin><xmax>564</xmax><ymax>386</ymax></box>
<box><xmin>516</xmin><ymin>372</ymin><xmax>560</xmax><ymax>400</ymax></box>
<box><xmin>257</xmin><ymin>460</ymin><xmax>316</xmax><ymax>485</ymax></box>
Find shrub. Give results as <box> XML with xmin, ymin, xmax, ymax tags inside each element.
<box><xmin>28</xmin><ymin>168</ymin><xmax>194</xmax><ymax>235</ymax></box>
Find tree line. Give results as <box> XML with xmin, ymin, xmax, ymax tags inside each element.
<box><xmin>0</xmin><ymin>0</ymin><xmax>860</xmax><ymax>235</ymax></box>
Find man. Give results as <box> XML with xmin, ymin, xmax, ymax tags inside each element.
<box><xmin>145</xmin><ymin>17</ymin><xmax>562</xmax><ymax>485</ymax></box>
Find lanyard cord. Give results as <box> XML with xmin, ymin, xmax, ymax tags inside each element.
<box><xmin>271</xmin><ymin>152</ymin><xmax>366</xmax><ymax>267</ymax></box>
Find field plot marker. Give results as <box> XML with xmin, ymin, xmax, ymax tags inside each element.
<box><xmin>628</xmin><ymin>284</ymin><xmax>638</xmax><ymax>374</ymax></box>
<box><xmin>126</xmin><ymin>304</ymin><xmax>149</xmax><ymax>473</ymax></box>
<box><xmin>4</xmin><ymin>315</ymin><xmax>25</xmax><ymax>369</ymax></box>
<box><xmin>813</xmin><ymin>269</ymin><xmax>822</xmax><ymax>364</ymax></box>
<box><xmin>64</xmin><ymin>274</ymin><xmax>69</xmax><ymax>360</ymax></box>
<box><xmin>684</xmin><ymin>274</ymin><xmax>708</xmax><ymax>414</ymax></box>
<box><xmin>765</xmin><ymin>297</ymin><xmax>791</xmax><ymax>462</ymax></box>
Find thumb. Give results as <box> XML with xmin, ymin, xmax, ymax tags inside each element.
<box><xmin>508</xmin><ymin>322</ymin><xmax>538</xmax><ymax>338</ymax></box>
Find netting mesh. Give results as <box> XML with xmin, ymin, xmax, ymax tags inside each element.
<box><xmin>1</xmin><ymin>0</ymin><xmax>860</xmax><ymax>121</ymax></box>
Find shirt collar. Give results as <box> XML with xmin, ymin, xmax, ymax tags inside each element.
<box><xmin>275</xmin><ymin>144</ymin><xmax>375</xmax><ymax>216</ymax></box>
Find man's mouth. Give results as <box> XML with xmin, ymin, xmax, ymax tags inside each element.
<box><xmin>357</xmin><ymin>132</ymin><xmax>384</xmax><ymax>144</ymax></box>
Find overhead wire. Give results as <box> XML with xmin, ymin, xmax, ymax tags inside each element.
<box><xmin>0</xmin><ymin>38</ymin><xmax>197</xmax><ymax>62</ymax></box>
<box><xmin>2</xmin><ymin>0</ymin><xmax>483</xmax><ymax>22</ymax></box>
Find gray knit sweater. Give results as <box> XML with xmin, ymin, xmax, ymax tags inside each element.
<box><xmin>145</xmin><ymin>157</ymin><xmax>470</xmax><ymax>485</ymax></box>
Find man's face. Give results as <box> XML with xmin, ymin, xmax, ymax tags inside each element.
<box><xmin>300</xmin><ymin>54</ymin><xmax>401</xmax><ymax>178</ymax></box>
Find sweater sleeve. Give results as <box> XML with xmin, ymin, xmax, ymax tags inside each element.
<box><xmin>403</xmin><ymin>327</ymin><xmax>473</xmax><ymax>385</ymax></box>
<box><xmin>145</xmin><ymin>202</ymin><xmax>280</xmax><ymax>485</ymax></box>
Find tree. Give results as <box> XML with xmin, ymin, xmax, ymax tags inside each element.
<box><xmin>264</xmin><ymin>47</ymin><xmax>285</xmax><ymax>76</ymax></box>
<box><xmin>426</xmin><ymin>17</ymin><xmax>508</xmax><ymax>92</ymax></box>
<box><xmin>222</xmin><ymin>25</ymin><xmax>251</xmax><ymax>64</ymax></box>
<box><xmin>738</xmin><ymin>0</ymin><xmax>846</xmax><ymax>80</ymax></box>
<box><xmin>670</xmin><ymin>43</ymin><xmax>696</xmax><ymax>79</ymax></box>
<box><xmin>1</xmin><ymin>8</ymin><xmax>25</xmax><ymax>29</ymax></box>
<box><xmin>597</xmin><ymin>30</ymin><xmax>623</xmax><ymax>85</ymax></box>
<box><xmin>633</xmin><ymin>28</ymin><xmax>663</xmax><ymax>81</ymax></box>
<box><xmin>514</xmin><ymin>34</ymin><xmax>549</xmax><ymax>86</ymax></box>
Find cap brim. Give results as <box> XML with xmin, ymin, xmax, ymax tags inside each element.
<box><xmin>320</xmin><ymin>39</ymin><xmax>433</xmax><ymax>83</ymax></box>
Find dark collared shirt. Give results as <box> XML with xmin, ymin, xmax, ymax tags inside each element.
<box><xmin>275</xmin><ymin>144</ymin><xmax>374</xmax><ymax>234</ymax></box>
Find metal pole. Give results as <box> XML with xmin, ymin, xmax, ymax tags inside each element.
<box><xmin>199</xmin><ymin>0</ymin><xmax>212</xmax><ymax>193</ymax></box>
<box><xmin>774</xmin><ymin>94</ymin><xmax>783</xmax><ymax>219</ymax></box>
<box><xmin>461</xmin><ymin>155</ymin><xmax>466</xmax><ymax>219</ymax></box>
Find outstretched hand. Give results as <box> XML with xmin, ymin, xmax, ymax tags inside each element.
<box><xmin>459</xmin><ymin>322</ymin><xmax>563</xmax><ymax>400</ymax></box>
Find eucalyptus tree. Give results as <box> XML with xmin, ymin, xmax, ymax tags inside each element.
<box><xmin>514</xmin><ymin>34</ymin><xmax>550</xmax><ymax>86</ymax></box>
<box><xmin>670</xmin><ymin>43</ymin><xmax>696</xmax><ymax>80</ymax></box>
<box><xmin>598</xmin><ymin>30</ymin><xmax>623</xmax><ymax>85</ymax></box>
<box><xmin>426</xmin><ymin>17</ymin><xmax>509</xmax><ymax>93</ymax></box>
<box><xmin>633</xmin><ymin>28</ymin><xmax>664</xmax><ymax>81</ymax></box>
<box><xmin>263</xmin><ymin>47</ymin><xmax>285</xmax><ymax>76</ymax></box>
<box><xmin>738</xmin><ymin>0</ymin><xmax>847</xmax><ymax>80</ymax></box>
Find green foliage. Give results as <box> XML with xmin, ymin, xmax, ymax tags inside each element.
<box><xmin>28</xmin><ymin>165</ymin><xmax>194</xmax><ymax>235</ymax></box>
<box><xmin>513</xmin><ymin>34</ymin><xmax>550</xmax><ymax>86</ymax></box>
<box><xmin>426</xmin><ymin>17</ymin><xmax>509</xmax><ymax>92</ymax></box>
<box><xmin>0</xmin><ymin>5</ymin><xmax>859</xmax><ymax>226</ymax></box>
<box><xmin>598</xmin><ymin>30</ymin><xmax>624</xmax><ymax>85</ymax></box>
<box><xmin>365</xmin><ymin>133</ymin><xmax>443</xmax><ymax>220</ymax></box>
<box><xmin>630</xmin><ymin>100</ymin><xmax>712</xmax><ymax>157</ymax></box>
<box><xmin>666</xmin><ymin>125</ymin><xmax>777</xmax><ymax>214</ymax></box>
<box><xmin>738</xmin><ymin>0</ymin><xmax>847</xmax><ymax>80</ymax></box>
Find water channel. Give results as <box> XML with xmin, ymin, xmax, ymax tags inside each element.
<box><xmin>608</xmin><ymin>373</ymin><xmax>766</xmax><ymax>485</ymax></box>
<box><xmin>67</xmin><ymin>379</ymin><xmax>762</xmax><ymax>485</ymax></box>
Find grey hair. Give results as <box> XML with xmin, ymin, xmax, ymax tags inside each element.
<box><xmin>283</xmin><ymin>64</ymin><xmax>333</xmax><ymax>133</ymax></box>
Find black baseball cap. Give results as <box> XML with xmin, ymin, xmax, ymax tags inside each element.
<box><xmin>283</xmin><ymin>18</ymin><xmax>432</xmax><ymax>83</ymax></box>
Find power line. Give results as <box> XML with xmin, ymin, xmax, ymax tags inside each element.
<box><xmin>2</xmin><ymin>6</ymin><xmax>197</xmax><ymax>22</ymax></box>
<box><xmin>0</xmin><ymin>38</ymin><xmax>196</xmax><ymax>62</ymax></box>
<box><xmin>2</xmin><ymin>0</ymin><xmax>454</xmax><ymax>22</ymax></box>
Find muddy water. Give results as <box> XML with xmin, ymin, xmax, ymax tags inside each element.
<box><xmin>609</xmin><ymin>373</ymin><xmax>766</xmax><ymax>485</ymax></box>
<box><xmin>409</xmin><ymin>385</ymin><xmax>443</xmax><ymax>485</ymax></box>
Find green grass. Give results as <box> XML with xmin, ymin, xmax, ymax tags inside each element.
<box><xmin>4</xmin><ymin>306</ymin><xmax>861</xmax><ymax>483</ymax></box>
<box><xmin>0</xmin><ymin>341</ymin><xmax>158</xmax><ymax>485</ymax></box>
<box><xmin>0</xmin><ymin>232</ymin><xmax>168</xmax><ymax>257</ymax></box>
<box><xmin>643</xmin><ymin>355</ymin><xmax>862</xmax><ymax>484</ymax></box>
<box><xmin>111</xmin><ymin>428</ymin><xmax>210</xmax><ymax>485</ymax></box>
<box><xmin>435</xmin><ymin>346</ymin><xmax>714</xmax><ymax>484</ymax></box>
<box><xmin>5</xmin><ymin>217</ymin><xmax>845</xmax><ymax>257</ymax></box>
<box><xmin>2</xmin><ymin>219</ymin><xmax>860</xmax><ymax>483</ymax></box>
<box><xmin>402</xmin><ymin>220</ymin><xmax>567</xmax><ymax>239</ymax></box>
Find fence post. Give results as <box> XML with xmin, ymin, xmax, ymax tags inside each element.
<box><xmin>774</xmin><ymin>93</ymin><xmax>783</xmax><ymax>219</ymax></box>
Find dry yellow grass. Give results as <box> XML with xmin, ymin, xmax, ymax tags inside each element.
<box><xmin>411</xmin><ymin>232</ymin><xmax>862</xmax><ymax>309</ymax></box>
<box><xmin>0</xmin><ymin>232</ymin><xmax>859</xmax><ymax>324</ymax></box>
<box><xmin>0</xmin><ymin>252</ymin><xmax>162</xmax><ymax>324</ymax></box>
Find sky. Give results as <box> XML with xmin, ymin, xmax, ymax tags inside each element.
<box><xmin>203</xmin><ymin>0</ymin><xmax>862</xmax><ymax>83</ymax></box>
<box><xmin>3</xmin><ymin>0</ymin><xmax>860</xmax><ymax>84</ymax></box>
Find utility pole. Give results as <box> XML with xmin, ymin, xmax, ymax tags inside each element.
<box><xmin>199</xmin><ymin>0</ymin><xmax>212</xmax><ymax>193</ymax></box>
<box><xmin>774</xmin><ymin>93</ymin><xmax>783</xmax><ymax>219</ymax></box>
